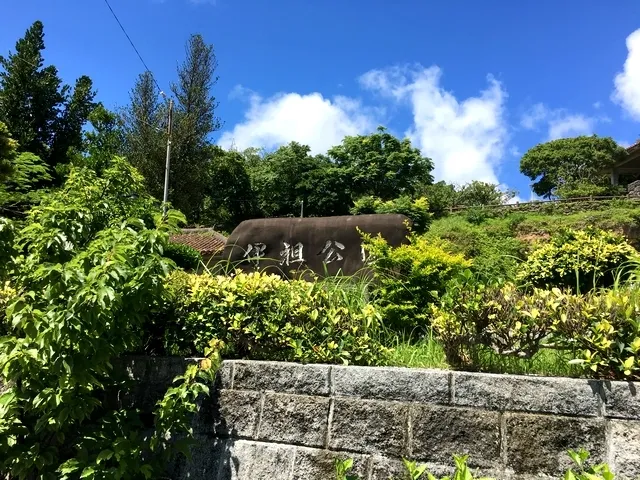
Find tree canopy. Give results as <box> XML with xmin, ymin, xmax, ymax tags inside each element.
<box><xmin>0</xmin><ymin>21</ymin><xmax>96</xmax><ymax>176</ymax></box>
<box><xmin>520</xmin><ymin>135</ymin><xmax>627</xmax><ymax>199</ymax></box>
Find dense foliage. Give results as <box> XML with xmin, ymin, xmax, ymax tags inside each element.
<box><xmin>520</xmin><ymin>135</ymin><xmax>627</xmax><ymax>199</ymax></box>
<box><xmin>0</xmin><ymin>159</ymin><xmax>213</xmax><ymax>479</ymax></box>
<box><xmin>157</xmin><ymin>270</ymin><xmax>390</xmax><ymax>365</ymax></box>
<box><xmin>164</xmin><ymin>242</ymin><xmax>202</xmax><ymax>270</ymax></box>
<box><xmin>517</xmin><ymin>228</ymin><xmax>638</xmax><ymax>291</ymax></box>
<box><xmin>363</xmin><ymin>232</ymin><xmax>471</xmax><ymax>332</ymax></box>
<box><xmin>431</xmin><ymin>277</ymin><xmax>563</xmax><ymax>367</ymax></box>
<box><xmin>350</xmin><ymin>196</ymin><xmax>431</xmax><ymax>233</ymax></box>
<box><xmin>0</xmin><ymin>21</ymin><xmax>96</xmax><ymax>176</ymax></box>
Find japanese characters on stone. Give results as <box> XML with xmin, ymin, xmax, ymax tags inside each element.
<box><xmin>241</xmin><ymin>239</ymin><xmax>369</xmax><ymax>267</ymax></box>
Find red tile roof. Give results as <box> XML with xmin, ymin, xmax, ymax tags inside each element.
<box><xmin>169</xmin><ymin>228</ymin><xmax>227</xmax><ymax>255</ymax></box>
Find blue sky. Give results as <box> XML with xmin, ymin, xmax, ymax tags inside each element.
<box><xmin>3</xmin><ymin>0</ymin><xmax>640</xmax><ymax>200</ymax></box>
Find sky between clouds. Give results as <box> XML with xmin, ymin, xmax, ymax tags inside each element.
<box><xmin>219</xmin><ymin>28</ymin><xmax>640</xmax><ymax>189</ymax></box>
<box><xmin>3</xmin><ymin>0</ymin><xmax>640</xmax><ymax>199</ymax></box>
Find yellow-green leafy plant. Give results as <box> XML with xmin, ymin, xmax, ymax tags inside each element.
<box><xmin>431</xmin><ymin>273</ymin><xmax>563</xmax><ymax>367</ymax></box>
<box><xmin>517</xmin><ymin>227</ymin><xmax>639</xmax><ymax>292</ymax></box>
<box><xmin>362</xmin><ymin>232</ymin><xmax>471</xmax><ymax>333</ymax></box>
<box><xmin>0</xmin><ymin>281</ymin><xmax>15</xmax><ymax>335</ymax></box>
<box><xmin>553</xmin><ymin>288</ymin><xmax>640</xmax><ymax>380</ymax></box>
<box><xmin>0</xmin><ymin>159</ymin><xmax>210</xmax><ymax>479</ymax></box>
<box><xmin>564</xmin><ymin>448</ymin><xmax>615</xmax><ymax>480</ymax></box>
<box><xmin>161</xmin><ymin>269</ymin><xmax>391</xmax><ymax>366</ymax></box>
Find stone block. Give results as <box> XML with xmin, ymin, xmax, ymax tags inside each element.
<box><xmin>333</xmin><ymin>365</ymin><xmax>450</xmax><ymax>404</ymax></box>
<box><xmin>213</xmin><ymin>389</ymin><xmax>262</xmax><ymax>438</ymax></box>
<box><xmin>602</xmin><ymin>381</ymin><xmax>640</xmax><ymax>419</ymax></box>
<box><xmin>257</xmin><ymin>393</ymin><xmax>330</xmax><ymax>447</ymax></box>
<box><xmin>609</xmin><ymin>420</ymin><xmax>640</xmax><ymax>479</ymax></box>
<box><xmin>167</xmin><ymin>435</ymin><xmax>227</xmax><ymax>480</ymax></box>
<box><xmin>453</xmin><ymin>372</ymin><xmax>602</xmax><ymax>416</ymax></box>
<box><xmin>232</xmin><ymin>361</ymin><xmax>330</xmax><ymax>396</ymax></box>
<box><xmin>291</xmin><ymin>447</ymin><xmax>369</xmax><ymax>480</ymax></box>
<box><xmin>218</xmin><ymin>439</ymin><xmax>295</xmax><ymax>480</ymax></box>
<box><xmin>505</xmin><ymin>413</ymin><xmax>606</xmax><ymax>475</ymax></box>
<box><xmin>410</xmin><ymin>405</ymin><xmax>501</xmax><ymax>468</ymax></box>
<box><xmin>329</xmin><ymin>398</ymin><xmax>408</xmax><ymax>456</ymax></box>
<box><xmin>217</xmin><ymin>361</ymin><xmax>233</xmax><ymax>390</ymax></box>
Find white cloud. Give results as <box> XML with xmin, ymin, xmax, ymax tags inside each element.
<box><xmin>593</xmin><ymin>101</ymin><xmax>602</xmax><ymax>110</ymax></box>
<box><xmin>520</xmin><ymin>103</ymin><xmax>548</xmax><ymax>130</ymax></box>
<box><xmin>520</xmin><ymin>103</ymin><xmax>601</xmax><ymax>140</ymax></box>
<box><xmin>612</xmin><ymin>28</ymin><xmax>640</xmax><ymax>120</ymax></box>
<box><xmin>218</xmin><ymin>90</ymin><xmax>378</xmax><ymax>154</ymax></box>
<box><xmin>547</xmin><ymin>114</ymin><xmax>597</xmax><ymax>140</ymax></box>
<box><xmin>359</xmin><ymin>64</ymin><xmax>508</xmax><ymax>184</ymax></box>
<box><xmin>509</xmin><ymin>146</ymin><xmax>521</xmax><ymax>157</ymax></box>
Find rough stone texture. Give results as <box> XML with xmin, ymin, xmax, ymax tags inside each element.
<box><xmin>292</xmin><ymin>447</ymin><xmax>369</xmax><ymax>480</ymax></box>
<box><xmin>258</xmin><ymin>393</ymin><xmax>330</xmax><ymax>447</ymax></box>
<box><xmin>628</xmin><ymin>180</ymin><xmax>640</xmax><ymax>198</ymax></box>
<box><xmin>213</xmin><ymin>390</ymin><xmax>262</xmax><ymax>438</ymax></box>
<box><xmin>410</xmin><ymin>405</ymin><xmax>501</xmax><ymax>468</ymax></box>
<box><xmin>232</xmin><ymin>361</ymin><xmax>330</xmax><ymax>396</ymax></box>
<box><xmin>329</xmin><ymin>398</ymin><xmax>408</xmax><ymax>456</ymax></box>
<box><xmin>453</xmin><ymin>372</ymin><xmax>603</xmax><ymax>416</ymax></box>
<box><xmin>333</xmin><ymin>365</ymin><xmax>450</xmax><ymax>404</ymax></box>
<box><xmin>505</xmin><ymin>413</ymin><xmax>606</xmax><ymax>475</ymax></box>
<box><xmin>220</xmin><ymin>440</ymin><xmax>295</xmax><ymax>480</ymax></box>
<box><xmin>609</xmin><ymin>420</ymin><xmax>640</xmax><ymax>479</ymax></box>
<box><xmin>167</xmin><ymin>435</ymin><xmax>227</xmax><ymax>480</ymax></box>
<box><xmin>114</xmin><ymin>358</ymin><xmax>640</xmax><ymax>479</ymax></box>
<box><xmin>602</xmin><ymin>380</ymin><xmax>640</xmax><ymax>419</ymax></box>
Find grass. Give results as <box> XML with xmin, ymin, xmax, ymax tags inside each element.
<box><xmin>384</xmin><ymin>332</ymin><xmax>581</xmax><ymax>377</ymax></box>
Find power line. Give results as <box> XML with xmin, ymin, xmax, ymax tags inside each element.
<box><xmin>101</xmin><ymin>0</ymin><xmax>164</xmax><ymax>95</ymax></box>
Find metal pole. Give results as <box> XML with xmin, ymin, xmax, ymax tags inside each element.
<box><xmin>300</xmin><ymin>200</ymin><xmax>304</xmax><ymax>218</ymax></box>
<box><xmin>162</xmin><ymin>98</ymin><xmax>174</xmax><ymax>217</ymax></box>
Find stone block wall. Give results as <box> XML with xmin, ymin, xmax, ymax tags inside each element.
<box><xmin>628</xmin><ymin>180</ymin><xmax>640</xmax><ymax>198</ymax></box>
<box><xmin>122</xmin><ymin>358</ymin><xmax>640</xmax><ymax>480</ymax></box>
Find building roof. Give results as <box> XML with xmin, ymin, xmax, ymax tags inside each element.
<box><xmin>169</xmin><ymin>228</ymin><xmax>227</xmax><ymax>256</ymax></box>
<box><xmin>628</xmin><ymin>140</ymin><xmax>640</xmax><ymax>155</ymax></box>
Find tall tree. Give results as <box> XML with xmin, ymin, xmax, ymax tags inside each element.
<box><xmin>0</xmin><ymin>21</ymin><xmax>96</xmax><ymax>172</ymax></box>
<box><xmin>202</xmin><ymin>146</ymin><xmax>256</xmax><ymax>230</ymax></box>
<box><xmin>121</xmin><ymin>71</ymin><xmax>167</xmax><ymax>199</ymax></box>
<box><xmin>520</xmin><ymin>135</ymin><xmax>627</xmax><ymax>199</ymax></box>
<box><xmin>0</xmin><ymin>121</ymin><xmax>51</xmax><ymax>212</ymax></box>
<box><xmin>170</xmin><ymin>34</ymin><xmax>222</xmax><ymax>221</ymax></box>
<box><xmin>328</xmin><ymin>126</ymin><xmax>434</xmax><ymax>201</ymax></box>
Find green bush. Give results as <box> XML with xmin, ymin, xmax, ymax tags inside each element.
<box><xmin>0</xmin><ymin>281</ymin><xmax>15</xmax><ymax>335</ymax></box>
<box><xmin>426</xmin><ymin>216</ymin><xmax>525</xmax><ymax>282</ymax></box>
<box><xmin>362</xmin><ymin>232</ymin><xmax>471</xmax><ymax>333</ymax></box>
<box><xmin>351</xmin><ymin>195</ymin><xmax>432</xmax><ymax>233</ymax></box>
<box><xmin>160</xmin><ymin>270</ymin><xmax>391</xmax><ymax>366</ymax></box>
<box><xmin>553</xmin><ymin>287</ymin><xmax>640</xmax><ymax>380</ymax></box>
<box><xmin>0</xmin><ymin>158</ymin><xmax>206</xmax><ymax>479</ymax></box>
<box><xmin>431</xmin><ymin>276</ymin><xmax>562</xmax><ymax>367</ymax></box>
<box><xmin>164</xmin><ymin>242</ymin><xmax>202</xmax><ymax>270</ymax></box>
<box><xmin>517</xmin><ymin>228</ymin><xmax>639</xmax><ymax>292</ymax></box>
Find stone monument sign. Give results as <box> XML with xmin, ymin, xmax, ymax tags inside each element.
<box><xmin>221</xmin><ymin>214</ymin><xmax>411</xmax><ymax>277</ymax></box>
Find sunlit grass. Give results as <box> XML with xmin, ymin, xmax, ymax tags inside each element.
<box><xmin>384</xmin><ymin>333</ymin><xmax>582</xmax><ymax>377</ymax></box>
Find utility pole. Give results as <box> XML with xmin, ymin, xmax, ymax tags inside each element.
<box><xmin>162</xmin><ymin>98</ymin><xmax>174</xmax><ymax>217</ymax></box>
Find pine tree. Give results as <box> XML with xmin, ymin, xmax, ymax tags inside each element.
<box><xmin>170</xmin><ymin>34</ymin><xmax>222</xmax><ymax>222</ymax></box>
<box><xmin>0</xmin><ymin>21</ymin><xmax>96</xmax><ymax>172</ymax></box>
<box><xmin>121</xmin><ymin>71</ymin><xmax>167</xmax><ymax>199</ymax></box>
